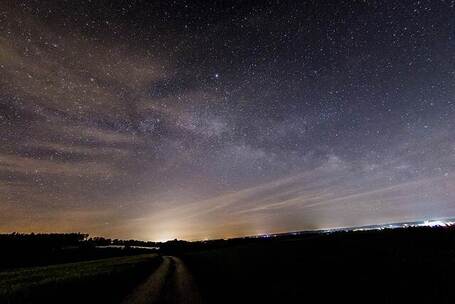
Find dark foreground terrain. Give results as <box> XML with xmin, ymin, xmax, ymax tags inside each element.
<box><xmin>1</xmin><ymin>226</ymin><xmax>455</xmax><ymax>303</ymax></box>
<box><xmin>177</xmin><ymin>226</ymin><xmax>455</xmax><ymax>303</ymax></box>
<box><xmin>0</xmin><ymin>254</ymin><xmax>161</xmax><ymax>303</ymax></box>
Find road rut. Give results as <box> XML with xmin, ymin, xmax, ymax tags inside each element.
<box><xmin>122</xmin><ymin>256</ymin><xmax>202</xmax><ymax>304</ymax></box>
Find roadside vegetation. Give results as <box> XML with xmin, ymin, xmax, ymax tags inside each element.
<box><xmin>0</xmin><ymin>254</ymin><xmax>161</xmax><ymax>304</ymax></box>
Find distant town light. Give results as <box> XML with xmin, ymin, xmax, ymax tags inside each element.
<box><xmin>418</xmin><ymin>220</ymin><xmax>453</xmax><ymax>227</ymax></box>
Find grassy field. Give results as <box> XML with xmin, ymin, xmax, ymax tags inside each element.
<box><xmin>181</xmin><ymin>228</ymin><xmax>455</xmax><ymax>303</ymax></box>
<box><xmin>0</xmin><ymin>254</ymin><xmax>161</xmax><ymax>304</ymax></box>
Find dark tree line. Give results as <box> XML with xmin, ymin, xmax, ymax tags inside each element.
<box><xmin>0</xmin><ymin>233</ymin><xmax>161</xmax><ymax>248</ymax></box>
<box><xmin>0</xmin><ymin>233</ymin><xmax>159</xmax><ymax>270</ymax></box>
<box><xmin>0</xmin><ymin>233</ymin><xmax>89</xmax><ymax>247</ymax></box>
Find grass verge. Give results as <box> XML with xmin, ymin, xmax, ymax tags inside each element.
<box><xmin>0</xmin><ymin>254</ymin><xmax>161</xmax><ymax>304</ymax></box>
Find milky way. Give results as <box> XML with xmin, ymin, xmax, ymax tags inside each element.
<box><xmin>1</xmin><ymin>0</ymin><xmax>455</xmax><ymax>240</ymax></box>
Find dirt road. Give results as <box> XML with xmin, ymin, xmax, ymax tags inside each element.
<box><xmin>122</xmin><ymin>256</ymin><xmax>202</xmax><ymax>304</ymax></box>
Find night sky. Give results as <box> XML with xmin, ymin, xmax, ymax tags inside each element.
<box><xmin>1</xmin><ymin>0</ymin><xmax>454</xmax><ymax>241</ymax></box>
